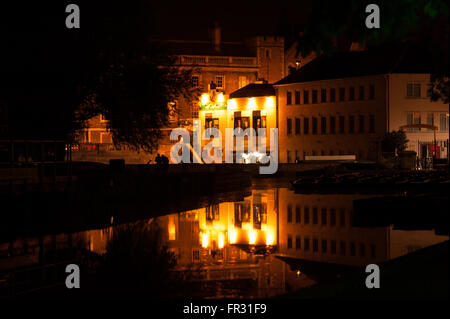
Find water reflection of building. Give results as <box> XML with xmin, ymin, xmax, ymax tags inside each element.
<box><xmin>154</xmin><ymin>188</ymin><xmax>285</xmax><ymax>298</ymax></box>
<box><xmin>277</xmin><ymin>190</ymin><xmax>447</xmax><ymax>267</ymax></box>
<box><xmin>1</xmin><ymin>187</ymin><xmax>448</xmax><ymax>297</ymax></box>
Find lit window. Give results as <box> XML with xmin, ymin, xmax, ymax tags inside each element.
<box><xmin>215</xmin><ymin>76</ymin><xmax>224</xmax><ymax>88</ymax></box>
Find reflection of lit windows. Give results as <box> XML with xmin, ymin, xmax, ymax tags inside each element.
<box><xmin>206</xmin><ymin>205</ymin><xmax>220</xmax><ymax>224</ymax></box>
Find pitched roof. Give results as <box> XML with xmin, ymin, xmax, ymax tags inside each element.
<box><xmin>274</xmin><ymin>42</ymin><xmax>434</xmax><ymax>85</ymax></box>
<box><xmin>230</xmin><ymin>83</ymin><xmax>275</xmax><ymax>98</ymax></box>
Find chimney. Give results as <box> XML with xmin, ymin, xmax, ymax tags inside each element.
<box><xmin>210</xmin><ymin>21</ymin><xmax>221</xmax><ymax>52</ymax></box>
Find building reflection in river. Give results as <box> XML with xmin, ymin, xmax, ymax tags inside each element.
<box><xmin>1</xmin><ymin>187</ymin><xmax>448</xmax><ymax>298</ymax></box>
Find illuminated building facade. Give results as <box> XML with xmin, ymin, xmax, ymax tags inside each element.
<box><xmin>197</xmin><ymin>83</ymin><xmax>277</xmax><ymax>162</ymax></box>
<box><xmin>73</xmin><ymin>24</ymin><xmax>288</xmax><ymax>163</ymax></box>
<box><xmin>275</xmin><ymin>44</ymin><xmax>449</xmax><ymax>163</ymax></box>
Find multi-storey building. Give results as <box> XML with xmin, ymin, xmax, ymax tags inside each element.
<box><xmin>74</xmin><ymin>24</ymin><xmax>289</xmax><ymax>163</ymax></box>
<box><xmin>197</xmin><ymin>82</ymin><xmax>277</xmax><ymax>162</ymax></box>
<box><xmin>274</xmin><ymin>43</ymin><xmax>449</xmax><ymax>163</ymax></box>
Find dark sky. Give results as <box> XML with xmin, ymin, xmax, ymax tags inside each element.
<box><xmin>148</xmin><ymin>0</ymin><xmax>313</xmax><ymax>41</ymax></box>
<box><xmin>1</xmin><ymin>1</ymin><xmax>312</xmax><ymax>41</ymax></box>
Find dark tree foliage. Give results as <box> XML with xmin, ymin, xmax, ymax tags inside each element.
<box><xmin>92</xmin><ymin>220</ymin><xmax>177</xmax><ymax>297</ymax></box>
<box><xmin>1</xmin><ymin>1</ymin><xmax>196</xmax><ymax>151</ymax></box>
<box><xmin>295</xmin><ymin>0</ymin><xmax>449</xmax><ymax>103</ymax></box>
<box><xmin>381</xmin><ymin>130</ymin><xmax>409</xmax><ymax>153</ymax></box>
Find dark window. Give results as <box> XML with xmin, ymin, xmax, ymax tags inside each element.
<box><xmin>330</xmin><ymin>116</ymin><xmax>336</xmax><ymax>134</ymax></box>
<box><xmin>369</xmin><ymin>85</ymin><xmax>375</xmax><ymax>99</ymax></box>
<box><xmin>322</xmin><ymin>240</ymin><xmax>327</xmax><ymax>253</ymax></box>
<box><xmin>296</xmin><ymin>236</ymin><xmax>301</xmax><ymax>250</ymax></box>
<box><xmin>349</xmin><ymin>115</ymin><xmax>355</xmax><ymax>133</ymax></box>
<box><xmin>321</xmin><ymin>208</ymin><xmax>327</xmax><ymax>225</ymax></box>
<box><xmin>339</xmin><ymin>88</ymin><xmax>345</xmax><ymax>101</ymax></box>
<box><xmin>295</xmin><ymin>118</ymin><xmax>300</xmax><ymax>135</ymax></box>
<box><xmin>339</xmin><ymin>116</ymin><xmax>345</xmax><ymax>134</ymax></box>
<box><xmin>304</xmin><ymin>118</ymin><xmax>309</xmax><ymax>135</ymax></box>
<box><xmin>360</xmin><ymin>243</ymin><xmax>366</xmax><ymax>257</ymax></box>
<box><xmin>205</xmin><ymin>117</ymin><xmax>219</xmax><ymax>129</ymax></box>
<box><xmin>369</xmin><ymin>114</ymin><xmax>375</xmax><ymax>133</ymax></box>
<box><xmin>349</xmin><ymin>87</ymin><xmax>355</xmax><ymax>101</ymax></box>
<box><xmin>304</xmin><ymin>207</ymin><xmax>310</xmax><ymax>224</ymax></box>
<box><xmin>312</xmin><ymin>207</ymin><xmax>318</xmax><ymax>224</ymax></box>
<box><xmin>339</xmin><ymin>209</ymin><xmax>346</xmax><ymax>227</ymax></box>
<box><xmin>234</xmin><ymin>113</ymin><xmax>249</xmax><ymax>131</ymax></box>
<box><xmin>295</xmin><ymin>206</ymin><xmax>301</xmax><ymax>223</ymax></box>
<box><xmin>313</xmin><ymin>238</ymin><xmax>319</xmax><ymax>252</ymax></box>
<box><xmin>321</xmin><ymin>117</ymin><xmax>326</xmax><ymax>134</ymax></box>
<box><xmin>287</xmin><ymin>204</ymin><xmax>292</xmax><ymax>223</ymax></box>
<box><xmin>287</xmin><ymin>118</ymin><xmax>292</xmax><ymax>135</ymax></box>
<box><xmin>312</xmin><ymin>90</ymin><xmax>318</xmax><ymax>104</ymax></box>
<box><xmin>287</xmin><ymin>91</ymin><xmax>292</xmax><ymax>105</ymax></box>
<box><xmin>304</xmin><ymin>238</ymin><xmax>310</xmax><ymax>251</ymax></box>
<box><xmin>331</xmin><ymin>240</ymin><xmax>337</xmax><ymax>254</ymax></box>
<box><xmin>359</xmin><ymin>86</ymin><xmax>365</xmax><ymax>100</ymax></box>
<box><xmin>295</xmin><ymin>91</ymin><xmax>300</xmax><ymax>104</ymax></box>
<box><xmin>359</xmin><ymin>115</ymin><xmax>365</xmax><ymax>133</ymax></box>
<box><xmin>321</xmin><ymin>89</ymin><xmax>327</xmax><ymax>103</ymax></box>
<box><xmin>330</xmin><ymin>88</ymin><xmax>336</xmax><ymax>102</ymax></box>
<box><xmin>287</xmin><ymin>235</ymin><xmax>292</xmax><ymax>249</ymax></box>
<box><xmin>340</xmin><ymin>241</ymin><xmax>346</xmax><ymax>256</ymax></box>
<box><xmin>303</xmin><ymin>90</ymin><xmax>309</xmax><ymax>104</ymax></box>
<box><xmin>312</xmin><ymin>117</ymin><xmax>318</xmax><ymax>135</ymax></box>
<box><xmin>330</xmin><ymin>208</ymin><xmax>336</xmax><ymax>226</ymax></box>
<box><xmin>350</xmin><ymin>242</ymin><xmax>356</xmax><ymax>256</ymax></box>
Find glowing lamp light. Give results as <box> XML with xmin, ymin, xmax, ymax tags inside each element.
<box><xmin>249</xmin><ymin>230</ymin><xmax>257</xmax><ymax>245</ymax></box>
<box><xmin>216</xmin><ymin>92</ymin><xmax>225</xmax><ymax>104</ymax></box>
<box><xmin>248</xmin><ymin>98</ymin><xmax>257</xmax><ymax>109</ymax></box>
<box><xmin>201</xmin><ymin>232</ymin><xmax>209</xmax><ymax>248</ymax></box>
<box><xmin>296</xmin><ymin>270</ymin><xmax>301</xmax><ymax>277</ymax></box>
<box><xmin>200</xmin><ymin>93</ymin><xmax>210</xmax><ymax>106</ymax></box>
<box><xmin>229</xmin><ymin>229</ymin><xmax>237</xmax><ymax>244</ymax></box>
<box><xmin>218</xmin><ymin>232</ymin><xmax>225</xmax><ymax>249</ymax></box>
<box><xmin>228</xmin><ymin>99</ymin><xmax>237</xmax><ymax>110</ymax></box>
<box><xmin>266</xmin><ymin>231</ymin><xmax>274</xmax><ymax>246</ymax></box>
<box><xmin>265</xmin><ymin>96</ymin><xmax>275</xmax><ymax>108</ymax></box>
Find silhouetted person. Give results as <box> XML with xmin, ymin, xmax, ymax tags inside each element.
<box><xmin>155</xmin><ymin>154</ymin><xmax>162</xmax><ymax>168</ymax></box>
<box><xmin>161</xmin><ymin>154</ymin><xmax>169</xmax><ymax>171</ymax></box>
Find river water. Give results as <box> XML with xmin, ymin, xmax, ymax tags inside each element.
<box><xmin>0</xmin><ymin>184</ymin><xmax>448</xmax><ymax>298</ymax></box>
